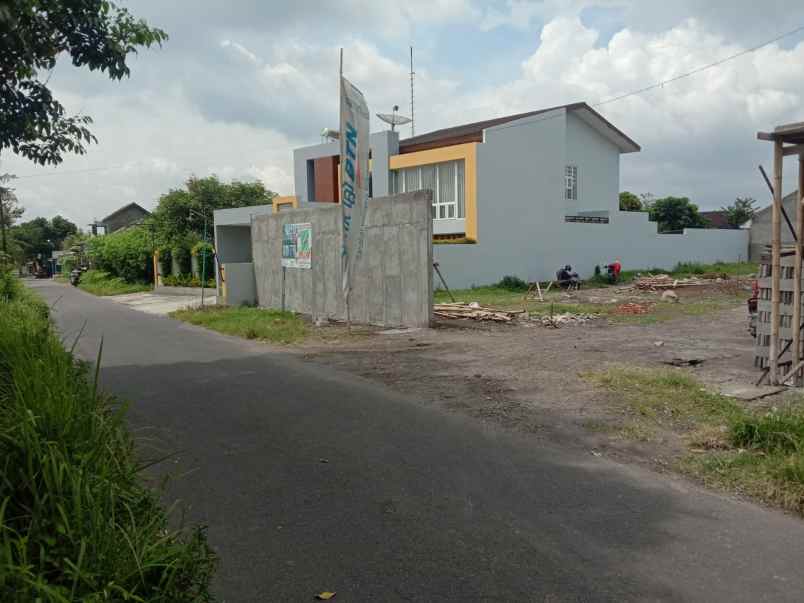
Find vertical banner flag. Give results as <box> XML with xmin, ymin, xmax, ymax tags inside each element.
<box><xmin>340</xmin><ymin>76</ymin><xmax>370</xmax><ymax>298</ymax></box>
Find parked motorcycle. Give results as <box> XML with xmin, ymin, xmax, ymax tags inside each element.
<box><xmin>69</xmin><ymin>268</ymin><xmax>82</xmax><ymax>287</ymax></box>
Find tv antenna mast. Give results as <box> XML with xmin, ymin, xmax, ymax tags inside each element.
<box><xmin>376</xmin><ymin>105</ymin><xmax>412</xmax><ymax>132</ymax></box>
<box><xmin>409</xmin><ymin>46</ymin><xmax>415</xmax><ymax>136</ymax></box>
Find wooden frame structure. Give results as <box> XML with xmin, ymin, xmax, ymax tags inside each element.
<box><xmin>758</xmin><ymin>122</ymin><xmax>804</xmax><ymax>384</ymax></box>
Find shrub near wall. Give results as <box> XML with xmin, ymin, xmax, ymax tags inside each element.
<box><xmin>0</xmin><ymin>272</ymin><xmax>216</xmax><ymax>600</ymax></box>
<box><xmin>86</xmin><ymin>227</ymin><xmax>153</xmax><ymax>283</ymax></box>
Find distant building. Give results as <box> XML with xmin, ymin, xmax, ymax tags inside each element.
<box><xmin>96</xmin><ymin>202</ymin><xmax>150</xmax><ymax>234</ymax></box>
<box><xmin>700</xmin><ymin>210</ymin><xmax>739</xmax><ymax>229</ymax></box>
<box><xmin>749</xmin><ymin>191</ymin><xmax>798</xmax><ymax>261</ymax></box>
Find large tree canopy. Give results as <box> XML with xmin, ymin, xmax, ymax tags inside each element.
<box><xmin>648</xmin><ymin>196</ymin><xmax>709</xmax><ymax>233</ymax></box>
<box><xmin>152</xmin><ymin>176</ymin><xmax>276</xmax><ymax>246</ymax></box>
<box><xmin>0</xmin><ymin>0</ymin><xmax>167</xmax><ymax>165</ymax></box>
<box><xmin>10</xmin><ymin>214</ymin><xmax>77</xmax><ymax>260</ymax></box>
<box><xmin>619</xmin><ymin>191</ymin><xmax>642</xmax><ymax>212</ymax></box>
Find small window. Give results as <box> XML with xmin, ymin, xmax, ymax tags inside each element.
<box><xmin>565</xmin><ymin>165</ymin><xmax>578</xmax><ymax>201</ymax></box>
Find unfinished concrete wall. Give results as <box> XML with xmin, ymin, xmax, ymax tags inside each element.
<box><xmin>251</xmin><ymin>191</ymin><xmax>433</xmax><ymax>328</ymax></box>
<box><xmin>750</xmin><ymin>192</ymin><xmax>797</xmax><ymax>261</ymax></box>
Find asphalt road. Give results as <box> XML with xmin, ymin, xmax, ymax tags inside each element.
<box><xmin>35</xmin><ymin>280</ymin><xmax>804</xmax><ymax>602</ymax></box>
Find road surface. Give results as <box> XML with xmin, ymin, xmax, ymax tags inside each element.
<box><xmin>35</xmin><ymin>280</ymin><xmax>804</xmax><ymax>602</ymax></box>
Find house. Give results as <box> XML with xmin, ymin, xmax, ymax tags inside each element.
<box><xmin>749</xmin><ymin>191</ymin><xmax>798</xmax><ymax>261</ymax></box>
<box><xmin>291</xmin><ymin>101</ymin><xmax>747</xmax><ymax>287</ymax></box>
<box><xmin>700</xmin><ymin>210</ymin><xmax>739</xmax><ymax>229</ymax></box>
<box><xmin>97</xmin><ymin>202</ymin><xmax>150</xmax><ymax>234</ymax></box>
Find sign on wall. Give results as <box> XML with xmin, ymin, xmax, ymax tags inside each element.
<box><xmin>281</xmin><ymin>222</ymin><xmax>312</xmax><ymax>269</ymax></box>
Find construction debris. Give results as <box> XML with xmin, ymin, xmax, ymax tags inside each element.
<box><xmin>434</xmin><ymin>302</ymin><xmax>521</xmax><ymax>322</ymax></box>
<box><xmin>536</xmin><ymin>313</ymin><xmax>598</xmax><ymax>328</ymax></box>
<box><xmin>661</xmin><ymin>290</ymin><xmax>679</xmax><ymax>302</ymax></box>
<box><xmin>633</xmin><ymin>274</ymin><xmax>712</xmax><ymax>290</ymax></box>
<box><xmin>613</xmin><ymin>302</ymin><xmax>651</xmax><ymax>315</ymax></box>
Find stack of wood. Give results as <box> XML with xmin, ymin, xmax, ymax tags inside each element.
<box><xmin>434</xmin><ymin>302</ymin><xmax>521</xmax><ymax>322</ymax></box>
<box><xmin>634</xmin><ymin>274</ymin><xmax>710</xmax><ymax>290</ymax></box>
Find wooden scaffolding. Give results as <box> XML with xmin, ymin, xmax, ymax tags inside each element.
<box><xmin>757</xmin><ymin>122</ymin><xmax>804</xmax><ymax>385</ymax></box>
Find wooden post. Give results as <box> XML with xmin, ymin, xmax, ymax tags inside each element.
<box><xmin>770</xmin><ymin>140</ymin><xmax>783</xmax><ymax>384</ymax></box>
<box><xmin>794</xmin><ymin>156</ymin><xmax>804</xmax><ymax>385</ymax></box>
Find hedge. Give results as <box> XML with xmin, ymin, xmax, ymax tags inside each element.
<box><xmin>86</xmin><ymin>227</ymin><xmax>153</xmax><ymax>283</ymax></box>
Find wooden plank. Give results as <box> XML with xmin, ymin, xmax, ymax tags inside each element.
<box><xmin>757</xmin><ymin>131</ymin><xmax>775</xmax><ymax>141</ymax></box>
<box><xmin>770</xmin><ymin>140</ymin><xmax>784</xmax><ymax>384</ymax></box>
<box><xmin>783</xmin><ymin>143</ymin><xmax>804</xmax><ymax>156</ymax></box>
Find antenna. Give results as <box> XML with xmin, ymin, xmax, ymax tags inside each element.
<box><xmin>376</xmin><ymin>105</ymin><xmax>412</xmax><ymax>132</ymax></box>
<box><xmin>409</xmin><ymin>46</ymin><xmax>415</xmax><ymax>136</ymax></box>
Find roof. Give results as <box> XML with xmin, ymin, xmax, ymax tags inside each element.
<box><xmin>398</xmin><ymin>101</ymin><xmax>641</xmax><ymax>154</ymax></box>
<box><xmin>699</xmin><ymin>210</ymin><xmax>737</xmax><ymax>229</ymax></box>
<box><xmin>100</xmin><ymin>202</ymin><xmax>150</xmax><ymax>224</ymax></box>
<box><xmin>758</xmin><ymin>122</ymin><xmax>804</xmax><ymax>144</ymax></box>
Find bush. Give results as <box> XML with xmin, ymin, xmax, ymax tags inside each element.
<box><xmin>157</xmin><ymin>246</ymin><xmax>172</xmax><ymax>276</ymax></box>
<box><xmin>86</xmin><ymin>227</ymin><xmax>153</xmax><ymax>283</ymax></box>
<box><xmin>496</xmin><ymin>275</ymin><xmax>529</xmax><ymax>292</ymax></box>
<box><xmin>731</xmin><ymin>408</ymin><xmax>804</xmax><ymax>455</ymax></box>
<box><xmin>673</xmin><ymin>261</ymin><xmax>706</xmax><ymax>275</ymax></box>
<box><xmin>0</xmin><ymin>283</ymin><xmax>215</xmax><ymax>600</ymax></box>
<box><xmin>172</xmin><ymin>245</ymin><xmax>192</xmax><ymax>275</ymax></box>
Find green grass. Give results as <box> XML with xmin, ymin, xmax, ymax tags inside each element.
<box><xmin>587</xmin><ymin>261</ymin><xmax>758</xmax><ymax>287</ymax></box>
<box><xmin>611</xmin><ymin>298</ymin><xmax>742</xmax><ymax>325</ymax></box>
<box><xmin>171</xmin><ymin>305</ymin><xmax>308</xmax><ymax>344</ymax></box>
<box><xmin>586</xmin><ymin>366</ymin><xmax>804</xmax><ymax>515</ymax></box>
<box><xmin>0</xmin><ymin>272</ymin><xmax>215</xmax><ymax>601</ymax></box>
<box><xmin>78</xmin><ymin>269</ymin><xmax>152</xmax><ymax>296</ymax></box>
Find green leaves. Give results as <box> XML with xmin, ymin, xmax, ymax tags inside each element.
<box><xmin>1</xmin><ymin>0</ymin><xmax>167</xmax><ymax>165</ymax></box>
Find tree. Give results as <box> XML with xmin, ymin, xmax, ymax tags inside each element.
<box><xmin>619</xmin><ymin>191</ymin><xmax>642</xmax><ymax>211</ymax></box>
<box><xmin>152</xmin><ymin>176</ymin><xmax>276</xmax><ymax>246</ymax></box>
<box><xmin>721</xmin><ymin>196</ymin><xmax>757</xmax><ymax>228</ymax></box>
<box><xmin>0</xmin><ymin>1</ymin><xmax>167</xmax><ymax>166</ymax></box>
<box><xmin>0</xmin><ymin>173</ymin><xmax>24</xmax><ymax>253</ymax></box>
<box><xmin>10</xmin><ymin>214</ymin><xmax>78</xmax><ymax>260</ymax></box>
<box><xmin>648</xmin><ymin>196</ymin><xmax>709</xmax><ymax>233</ymax></box>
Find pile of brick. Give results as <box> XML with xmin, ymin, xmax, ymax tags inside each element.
<box><xmin>613</xmin><ymin>302</ymin><xmax>651</xmax><ymax>315</ymax></box>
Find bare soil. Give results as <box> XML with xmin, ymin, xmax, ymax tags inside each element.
<box><xmin>296</xmin><ymin>282</ymin><xmax>764</xmax><ymax>471</ymax></box>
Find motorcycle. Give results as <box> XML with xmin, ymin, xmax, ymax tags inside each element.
<box><xmin>69</xmin><ymin>268</ymin><xmax>82</xmax><ymax>287</ymax></box>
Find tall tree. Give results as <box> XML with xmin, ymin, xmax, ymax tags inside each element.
<box><xmin>0</xmin><ymin>0</ymin><xmax>167</xmax><ymax>166</ymax></box>
<box><xmin>721</xmin><ymin>197</ymin><xmax>757</xmax><ymax>228</ymax></box>
<box><xmin>0</xmin><ymin>173</ymin><xmax>24</xmax><ymax>253</ymax></box>
<box><xmin>10</xmin><ymin>214</ymin><xmax>78</xmax><ymax>260</ymax></box>
<box><xmin>619</xmin><ymin>191</ymin><xmax>642</xmax><ymax>211</ymax></box>
<box><xmin>649</xmin><ymin>196</ymin><xmax>709</xmax><ymax>233</ymax></box>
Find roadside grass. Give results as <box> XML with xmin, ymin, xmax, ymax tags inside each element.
<box><xmin>171</xmin><ymin>305</ymin><xmax>308</xmax><ymax>344</ymax></box>
<box><xmin>586</xmin><ymin>366</ymin><xmax>804</xmax><ymax>515</ymax></box>
<box><xmin>78</xmin><ymin>269</ymin><xmax>152</xmax><ymax>296</ymax></box>
<box><xmin>0</xmin><ymin>272</ymin><xmax>215</xmax><ymax>600</ymax></box>
<box><xmin>587</xmin><ymin>260</ymin><xmax>758</xmax><ymax>287</ymax></box>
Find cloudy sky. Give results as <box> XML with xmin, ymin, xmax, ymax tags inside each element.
<box><xmin>4</xmin><ymin>0</ymin><xmax>804</xmax><ymax>228</ymax></box>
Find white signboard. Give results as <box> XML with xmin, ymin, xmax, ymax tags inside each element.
<box><xmin>339</xmin><ymin>75</ymin><xmax>370</xmax><ymax>297</ymax></box>
<box><xmin>281</xmin><ymin>222</ymin><xmax>312</xmax><ymax>269</ymax></box>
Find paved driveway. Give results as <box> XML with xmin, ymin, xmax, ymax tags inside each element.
<box><xmin>32</xmin><ymin>280</ymin><xmax>804</xmax><ymax>602</ymax></box>
<box><xmin>106</xmin><ymin>290</ymin><xmax>216</xmax><ymax>315</ymax></box>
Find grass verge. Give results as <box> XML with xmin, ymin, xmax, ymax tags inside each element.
<box><xmin>586</xmin><ymin>366</ymin><xmax>804</xmax><ymax>515</ymax></box>
<box><xmin>0</xmin><ymin>272</ymin><xmax>215</xmax><ymax>600</ymax></box>
<box><xmin>78</xmin><ymin>269</ymin><xmax>152</xmax><ymax>296</ymax></box>
<box><xmin>171</xmin><ymin>305</ymin><xmax>308</xmax><ymax>344</ymax></box>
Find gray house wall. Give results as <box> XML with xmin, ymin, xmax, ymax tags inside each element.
<box><xmin>102</xmin><ymin>204</ymin><xmax>150</xmax><ymax>233</ymax></box>
<box><xmin>749</xmin><ymin>192</ymin><xmax>797</xmax><ymax>260</ymax></box>
<box><xmin>434</xmin><ymin>108</ymin><xmax>749</xmax><ymax>289</ymax></box>
<box><xmin>251</xmin><ymin>191</ymin><xmax>432</xmax><ymax>327</ymax></box>
<box><xmin>565</xmin><ymin>111</ymin><xmax>619</xmax><ymax>214</ymax></box>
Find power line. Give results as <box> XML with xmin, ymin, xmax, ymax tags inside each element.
<box><xmin>11</xmin><ymin>22</ymin><xmax>804</xmax><ymax>180</ymax></box>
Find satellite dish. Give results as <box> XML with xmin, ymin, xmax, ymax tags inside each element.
<box><xmin>377</xmin><ymin>105</ymin><xmax>412</xmax><ymax>131</ymax></box>
<box><xmin>321</xmin><ymin>128</ymin><xmax>340</xmax><ymax>141</ymax></box>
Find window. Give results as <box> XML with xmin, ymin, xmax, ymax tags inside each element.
<box><xmin>389</xmin><ymin>159</ymin><xmax>465</xmax><ymax>219</ymax></box>
<box><xmin>565</xmin><ymin>165</ymin><xmax>578</xmax><ymax>201</ymax></box>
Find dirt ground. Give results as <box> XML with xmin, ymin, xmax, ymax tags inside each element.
<box><xmin>296</xmin><ymin>281</ymin><xmax>768</xmax><ymax>471</ymax></box>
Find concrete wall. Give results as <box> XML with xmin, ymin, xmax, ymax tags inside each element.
<box><xmin>251</xmin><ymin>191</ymin><xmax>432</xmax><ymax>327</ymax></box>
<box><xmin>222</xmin><ymin>262</ymin><xmax>257</xmax><ymax>306</ymax></box>
<box><xmin>749</xmin><ymin>192</ymin><xmax>797</xmax><ymax>261</ymax></box>
<box><xmin>433</xmin><ymin>108</ymin><xmax>749</xmax><ymax>289</ymax></box>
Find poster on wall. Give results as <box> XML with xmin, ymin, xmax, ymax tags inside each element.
<box><xmin>281</xmin><ymin>222</ymin><xmax>312</xmax><ymax>269</ymax></box>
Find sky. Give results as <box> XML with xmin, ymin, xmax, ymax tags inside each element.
<box><xmin>4</xmin><ymin>0</ymin><xmax>804</xmax><ymax>228</ymax></box>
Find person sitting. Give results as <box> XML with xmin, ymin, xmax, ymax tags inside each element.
<box><xmin>556</xmin><ymin>264</ymin><xmax>580</xmax><ymax>289</ymax></box>
<box><xmin>606</xmin><ymin>258</ymin><xmax>622</xmax><ymax>283</ymax></box>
